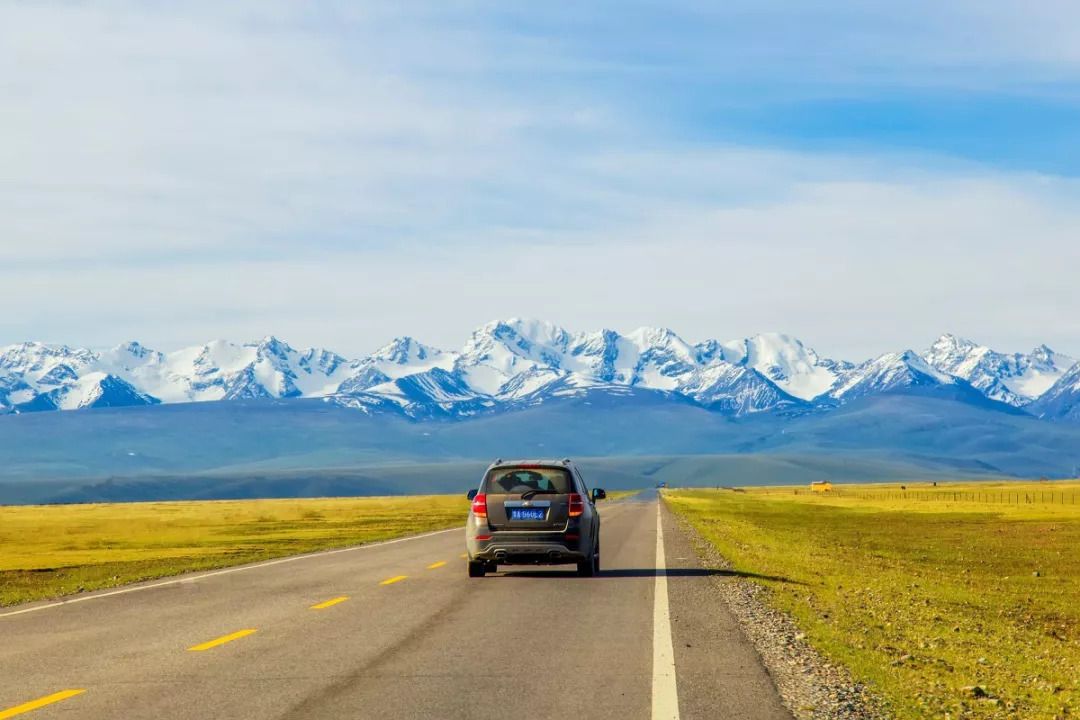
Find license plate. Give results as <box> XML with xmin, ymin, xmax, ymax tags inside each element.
<box><xmin>509</xmin><ymin>508</ymin><xmax>546</xmax><ymax>521</ymax></box>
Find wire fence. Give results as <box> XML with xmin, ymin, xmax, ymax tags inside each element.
<box><xmin>790</xmin><ymin>488</ymin><xmax>1079</xmax><ymax>505</ymax></box>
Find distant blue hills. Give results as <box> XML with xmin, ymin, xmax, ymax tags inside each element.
<box><xmin>1</xmin><ymin>387</ymin><xmax>1079</xmax><ymax>505</ymax></box>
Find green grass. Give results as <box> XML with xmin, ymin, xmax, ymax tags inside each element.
<box><xmin>0</xmin><ymin>495</ymin><xmax>468</xmax><ymax>607</ymax></box>
<box><xmin>666</xmin><ymin>481</ymin><xmax>1080</xmax><ymax>720</ymax></box>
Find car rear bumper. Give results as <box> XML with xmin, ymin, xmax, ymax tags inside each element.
<box><xmin>467</xmin><ymin>534</ymin><xmax>587</xmax><ymax>565</ymax></box>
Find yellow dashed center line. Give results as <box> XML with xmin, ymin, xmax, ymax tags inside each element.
<box><xmin>188</xmin><ymin>628</ymin><xmax>257</xmax><ymax>652</ymax></box>
<box><xmin>380</xmin><ymin>575</ymin><xmax>407</xmax><ymax>586</ymax></box>
<box><xmin>0</xmin><ymin>689</ymin><xmax>85</xmax><ymax>719</ymax></box>
<box><xmin>426</xmin><ymin>561</ymin><xmax>447</xmax><ymax>570</ymax></box>
<box><xmin>310</xmin><ymin>596</ymin><xmax>349</xmax><ymax>610</ymax></box>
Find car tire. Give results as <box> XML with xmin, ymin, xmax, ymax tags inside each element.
<box><xmin>577</xmin><ymin>544</ymin><xmax>598</xmax><ymax>577</ymax></box>
<box><xmin>468</xmin><ymin>561</ymin><xmax>487</xmax><ymax>578</ymax></box>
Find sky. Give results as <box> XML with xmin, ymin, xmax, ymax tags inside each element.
<box><xmin>2</xmin><ymin>1</ymin><xmax>1079</xmax><ymax>361</ymax></box>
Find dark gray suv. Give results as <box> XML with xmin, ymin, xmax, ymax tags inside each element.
<box><xmin>465</xmin><ymin>458</ymin><xmax>605</xmax><ymax>577</ymax></box>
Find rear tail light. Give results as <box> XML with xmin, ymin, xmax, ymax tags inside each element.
<box><xmin>568</xmin><ymin>493</ymin><xmax>584</xmax><ymax>517</ymax></box>
<box><xmin>475</xmin><ymin>534</ymin><xmax>492</xmax><ymax>541</ymax></box>
<box><xmin>471</xmin><ymin>493</ymin><xmax>488</xmax><ymax>518</ymax></box>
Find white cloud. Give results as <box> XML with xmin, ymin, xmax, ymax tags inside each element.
<box><xmin>5</xmin><ymin>168</ymin><xmax>1079</xmax><ymax>360</ymax></box>
<box><xmin>1</xmin><ymin>1</ymin><xmax>1079</xmax><ymax>360</ymax></box>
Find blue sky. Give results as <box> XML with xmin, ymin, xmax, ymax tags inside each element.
<box><xmin>1</xmin><ymin>1</ymin><xmax>1078</xmax><ymax>360</ymax></box>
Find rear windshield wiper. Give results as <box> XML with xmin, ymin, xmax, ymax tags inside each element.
<box><xmin>520</xmin><ymin>489</ymin><xmax>556</xmax><ymax>499</ymax></box>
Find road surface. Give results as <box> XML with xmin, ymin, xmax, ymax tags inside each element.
<box><xmin>0</xmin><ymin>493</ymin><xmax>791</xmax><ymax>719</ymax></box>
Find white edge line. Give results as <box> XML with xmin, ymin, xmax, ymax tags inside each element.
<box><xmin>0</xmin><ymin>526</ymin><xmax>461</xmax><ymax>619</ymax></box>
<box><xmin>651</xmin><ymin>499</ymin><xmax>681</xmax><ymax>720</ymax></box>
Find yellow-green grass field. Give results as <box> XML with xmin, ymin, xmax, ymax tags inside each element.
<box><xmin>666</xmin><ymin>481</ymin><xmax>1080</xmax><ymax>720</ymax></box>
<box><xmin>0</xmin><ymin>495</ymin><xmax>468</xmax><ymax>607</ymax></box>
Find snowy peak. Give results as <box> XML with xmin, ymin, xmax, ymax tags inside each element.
<box><xmin>927</xmin><ymin>333</ymin><xmax>979</xmax><ymax>359</ymax></box>
<box><xmin>1015</xmin><ymin>344</ymin><xmax>1076</xmax><ymax>398</ymax></box>
<box><xmin>680</xmin><ymin>361</ymin><xmax>804</xmax><ymax>414</ymax></box>
<box><xmin>621</xmin><ymin>327</ymin><xmax>698</xmax><ymax>390</ymax></box>
<box><xmin>565</xmin><ymin>329</ymin><xmax>621</xmax><ymax>381</ymax></box>
<box><xmin>925</xmin><ymin>334</ymin><xmax>1021</xmax><ymax>405</ymax></box>
<box><xmin>336</xmin><ymin>336</ymin><xmax>457</xmax><ymax>396</ymax></box>
<box><xmin>626</xmin><ymin>326</ymin><xmax>685</xmax><ymax>349</ymax></box>
<box><xmin>80</xmin><ymin>374</ymin><xmax>159</xmax><ymax>409</ymax></box>
<box><xmin>27</xmin><ymin>372</ymin><xmax>157</xmax><ymax>411</ymax></box>
<box><xmin>447</xmin><ymin>321</ymin><xmax>820</xmax><ymax>409</ymax></box>
<box><xmin>925</xmin><ymin>333</ymin><xmax>995</xmax><ymax>374</ymax></box>
<box><xmin>363</xmin><ymin>368</ymin><xmax>494</xmax><ymax>419</ymax></box>
<box><xmin>499</xmin><ymin>318</ymin><xmax>574</xmax><ymax>353</ymax></box>
<box><xmin>1029</xmin><ymin>363</ymin><xmax>1080</xmax><ymax>422</ymax></box>
<box><xmin>371</xmin><ymin>337</ymin><xmax>443</xmax><ymax>366</ymax></box>
<box><xmin>0</xmin><ymin>337</ymin><xmax>357</xmax><ymax>408</ymax></box>
<box><xmin>833</xmin><ymin>349</ymin><xmax>955</xmax><ymax>400</ymax></box>
<box><xmin>0</xmin><ymin>341</ymin><xmax>94</xmax><ymax>379</ymax></box>
<box><xmin>299</xmin><ymin>348</ymin><xmax>347</xmax><ymax>377</ymax></box>
<box><xmin>0</xmin><ymin>325</ymin><xmax>1076</xmax><ymax>422</ymax></box>
<box><xmin>358</xmin><ymin>337</ymin><xmax>456</xmax><ymax>382</ymax></box>
<box><xmin>693</xmin><ymin>339</ymin><xmax>723</xmax><ymax>366</ymax></box>
<box><xmin>1030</xmin><ymin>344</ymin><xmax>1058</xmax><ymax>366</ymax></box>
<box><xmin>189</xmin><ymin>340</ymin><xmax>254</xmax><ymax>379</ymax></box>
<box><xmin>240</xmin><ymin>338</ymin><xmax>357</xmax><ymax>399</ymax></box>
<box><xmin>495</xmin><ymin>366</ymin><xmax>570</xmax><ymax>401</ymax></box>
<box><xmin>455</xmin><ymin>319</ymin><xmax>572</xmax><ymax>395</ymax></box>
<box><xmin>159</xmin><ymin>339</ymin><xmax>286</xmax><ymax>401</ymax></box>
<box><xmin>463</xmin><ymin>319</ymin><xmax>571</xmax><ymax>367</ymax></box>
<box><xmin>107</xmin><ymin>341</ymin><xmax>160</xmax><ymax>363</ymax></box>
<box><xmin>1058</xmin><ymin>363</ymin><xmax>1080</xmax><ymax>392</ymax></box>
<box><xmin>924</xmin><ymin>333</ymin><xmax>1077</xmax><ymax>406</ymax></box>
<box><xmin>719</xmin><ymin>333</ymin><xmax>837</xmax><ymax>401</ymax></box>
<box><xmin>254</xmin><ymin>335</ymin><xmax>295</xmax><ymax>363</ymax></box>
<box><xmin>897</xmin><ymin>349</ymin><xmax>954</xmax><ymax>382</ymax></box>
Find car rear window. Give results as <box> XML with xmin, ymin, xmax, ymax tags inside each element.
<box><xmin>482</xmin><ymin>467</ymin><xmax>573</xmax><ymax>495</ymax></box>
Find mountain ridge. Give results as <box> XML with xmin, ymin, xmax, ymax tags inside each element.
<box><xmin>1</xmin><ymin>322</ymin><xmax>1077</xmax><ymax>423</ymax></box>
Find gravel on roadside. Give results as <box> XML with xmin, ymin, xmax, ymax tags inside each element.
<box><xmin>671</xmin><ymin>511</ymin><xmax>892</xmax><ymax>720</ymax></box>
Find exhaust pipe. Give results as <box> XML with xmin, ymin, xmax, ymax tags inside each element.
<box><xmin>494</xmin><ymin>550</ymin><xmax>508</xmax><ymax>560</ymax></box>
<box><xmin>547</xmin><ymin>550</ymin><xmax>562</xmax><ymax>560</ymax></box>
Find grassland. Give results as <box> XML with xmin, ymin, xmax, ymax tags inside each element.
<box><xmin>666</xmin><ymin>481</ymin><xmax>1080</xmax><ymax>720</ymax></box>
<box><xmin>0</xmin><ymin>495</ymin><xmax>468</xmax><ymax>607</ymax></box>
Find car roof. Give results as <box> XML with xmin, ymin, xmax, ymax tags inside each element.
<box><xmin>485</xmin><ymin>458</ymin><xmax>575</xmax><ymax>471</ymax></box>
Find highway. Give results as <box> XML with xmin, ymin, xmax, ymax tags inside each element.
<box><xmin>0</xmin><ymin>493</ymin><xmax>792</xmax><ymax>719</ymax></box>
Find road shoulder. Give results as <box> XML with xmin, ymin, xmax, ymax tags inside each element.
<box><xmin>661</xmin><ymin>500</ymin><xmax>794</xmax><ymax>719</ymax></box>
<box><xmin>663</xmin><ymin>500</ymin><xmax>887</xmax><ymax>720</ymax></box>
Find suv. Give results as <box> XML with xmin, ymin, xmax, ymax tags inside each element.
<box><xmin>465</xmin><ymin>458</ymin><xmax>605</xmax><ymax>577</ymax></box>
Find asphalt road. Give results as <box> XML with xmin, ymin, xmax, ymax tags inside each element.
<box><xmin>0</xmin><ymin>493</ymin><xmax>792</xmax><ymax>719</ymax></box>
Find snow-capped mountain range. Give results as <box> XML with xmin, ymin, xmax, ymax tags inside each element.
<box><xmin>1</xmin><ymin>320</ymin><xmax>1077</xmax><ymax>422</ymax></box>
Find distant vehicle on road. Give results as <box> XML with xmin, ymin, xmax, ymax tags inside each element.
<box><xmin>465</xmin><ymin>458</ymin><xmax>605</xmax><ymax>577</ymax></box>
<box><xmin>655</xmin><ymin>480</ymin><xmax>667</xmax><ymax>488</ymax></box>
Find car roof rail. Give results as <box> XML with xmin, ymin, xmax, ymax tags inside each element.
<box><xmin>493</xmin><ymin>457</ymin><xmax>503</xmax><ymax>466</ymax></box>
<box><xmin>561</xmin><ymin>457</ymin><xmax>572</xmax><ymax>465</ymax></box>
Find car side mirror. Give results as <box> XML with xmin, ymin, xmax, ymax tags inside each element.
<box><xmin>467</xmin><ymin>489</ymin><xmax>478</xmax><ymax>501</ymax></box>
<box><xmin>591</xmin><ymin>488</ymin><xmax>606</xmax><ymax>501</ymax></box>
